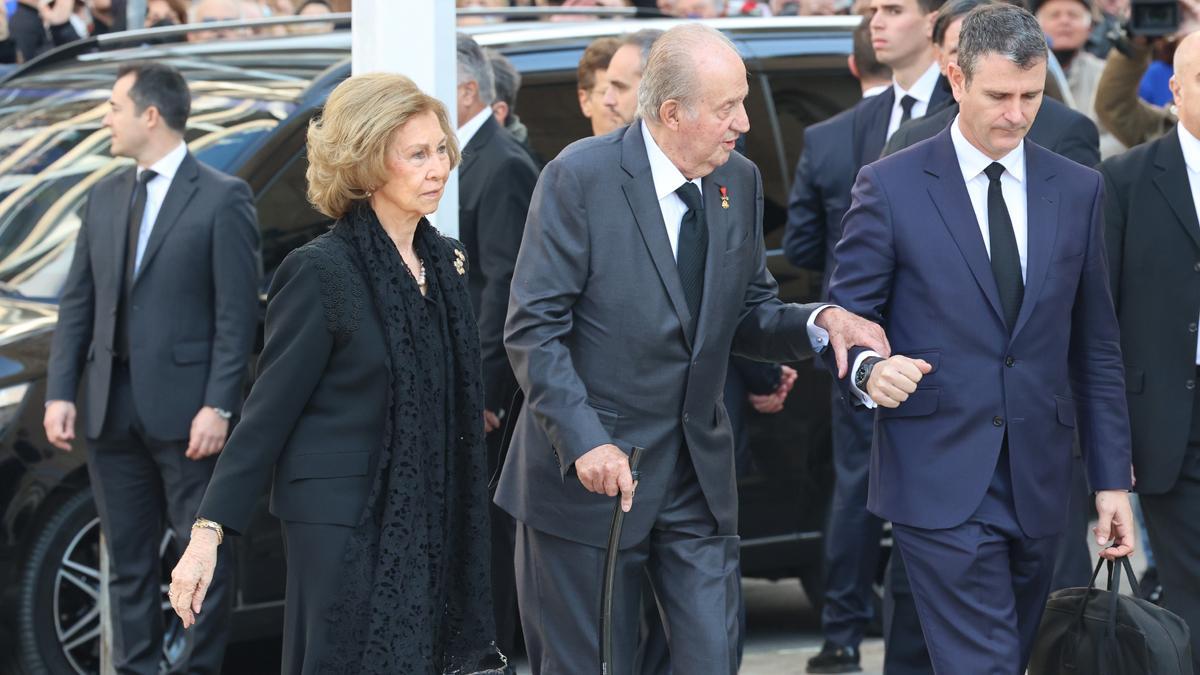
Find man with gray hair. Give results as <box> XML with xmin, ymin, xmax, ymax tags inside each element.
<box><xmin>497</xmin><ymin>22</ymin><xmax>887</xmax><ymax>671</ymax></box>
<box><xmin>486</xmin><ymin>48</ymin><xmax>533</xmax><ymax>149</ymax></box>
<box><xmin>602</xmin><ymin>28</ymin><xmax>663</xmax><ymax>129</ymax></box>
<box><xmin>456</xmin><ymin>34</ymin><xmax>540</xmax><ymax>668</ymax></box>
<box><xmin>828</xmin><ymin>4</ymin><xmax>1135</xmax><ymax>671</ymax></box>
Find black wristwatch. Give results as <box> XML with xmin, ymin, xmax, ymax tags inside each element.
<box><xmin>854</xmin><ymin>356</ymin><xmax>885</xmax><ymax>390</ymax></box>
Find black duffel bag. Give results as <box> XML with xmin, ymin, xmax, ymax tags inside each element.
<box><xmin>1029</xmin><ymin>554</ymin><xmax>1192</xmax><ymax>674</ymax></box>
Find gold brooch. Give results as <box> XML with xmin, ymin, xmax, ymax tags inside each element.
<box><xmin>453</xmin><ymin>248</ymin><xmax>466</xmax><ymax>276</ymax></box>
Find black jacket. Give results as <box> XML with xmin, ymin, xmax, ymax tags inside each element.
<box><xmin>882</xmin><ymin>96</ymin><xmax>1101</xmax><ymax>169</ymax></box>
<box><xmin>1101</xmin><ymin>126</ymin><xmax>1199</xmax><ymax>495</ymax></box>
<box><xmin>458</xmin><ymin>115</ymin><xmax>539</xmax><ymax>414</ymax></box>
<box><xmin>47</xmin><ymin>153</ymin><xmax>261</xmax><ymax>440</ymax></box>
<box><xmin>198</xmin><ymin>232</ymin><xmax>392</xmax><ymax>534</ymax></box>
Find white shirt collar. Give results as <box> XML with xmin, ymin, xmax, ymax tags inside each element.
<box><xmin>1179</xmin><ymin>122</ymin><xmax>1200</xmax><ymax>174</ymax></box>
<box><xmin>141</xmin><ymin>140</ymin><xmax>188</xmax><ymax>182</ymax></box>
<box><xmin>893</xmin><ymin>61</ymin><xmax>942</xmax><ymax>106</ymax></box>
<box><xmin>950</xmin><ymin>114</ymin><xmax>1025</xmax><ymax>185</ymax></box>
<box><xmin>457</xmin><ymin>107</ymin><xmax>495</xmax><ymax>148</ymax></box>
<box><xmin>641</xmin><ymin>120</ymin><xmax>702</xmax><ymax>202</ymax></box>
<box><xmin>862</xmin><ymin>84</ymin><xmax>890</xmax><ymax>98</ymax></box>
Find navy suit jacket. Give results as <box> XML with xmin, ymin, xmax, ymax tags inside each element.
<box><xmin>829</xmin><ymin>127</ymin><xmax>1132</xmax><ymax>538</ymax></box>
<box><xmin>784</xmin><ymin>83</ymin><xmax>951</xmax><ymax>296</ymax></box>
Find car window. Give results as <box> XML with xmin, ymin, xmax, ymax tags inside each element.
<box><xmin>0</xmin><ymin>80</ymin><xmax>299</xmax><ymax>301</ymax></box>
<box><xmin>255</xmin><ymin>150</ymin><xmax>332</xmax><ymax>278</ymax></box>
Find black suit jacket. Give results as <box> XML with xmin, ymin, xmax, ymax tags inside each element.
<box><xmin>199</xmin><ymin>233</ymin><xmax>394</xmax><ymax>534</ymax></box>
<box><xmin>1101</xmin><ymin>126</ymin><xmax>1199</xmax><ymax>495</ymax></box>
<box><xmin>458</xmin><ymin>115</ymin><xmax>539</xmax><ymax>413</ymax></box>
<box><xmin>882</xmin><ymin>96</ymin><xmax>1101</xmax><ymax>168</ymax></box>
<box><xmin>47</xmin><ymin>153</ymin><xmax>261</xmax><ymax>441</ymax></box>
<box><xmin>783</xmin><ymin>82</ymin><xmax>952</xmax><ymax>295</ymax></box>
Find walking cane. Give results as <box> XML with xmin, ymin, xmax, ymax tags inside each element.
<box><xmin>600</xmin><ymin>445</ymin><xmax>645</xmax><ymax>675</ymax></box>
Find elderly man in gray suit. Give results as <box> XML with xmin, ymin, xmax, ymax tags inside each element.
<box><xmin>496</xmin><ymin>24</ymin><xmax>888</xmax><ymax>673</ymax></box>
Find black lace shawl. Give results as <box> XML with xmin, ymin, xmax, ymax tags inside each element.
<box><xmin>321</xmin><ymin>205</ymin><xmax>501</xmax><ymax>673</ymax></box>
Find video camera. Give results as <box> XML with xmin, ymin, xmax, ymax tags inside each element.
<box><xmin>1129</xmin><ymin>0</ymin><xmax>1180</xmax><ymax>37</ymax></box>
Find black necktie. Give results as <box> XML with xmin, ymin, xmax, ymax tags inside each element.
<box><xmin>116</xmin><ymin>169</ymin><xmax>157</xmax><ymax>359</ymax></box>
<box><xmin>126</xmin><ymin>168</ymin><xmax>158</xmax><ymax>284</ymax></box>
<box><xmin>899</xmin><ymin>94</ymin><xmax>918</xmax><ymax>125</ymax></box>
<box><xmin>674</xmin><ymin>182</ymin><xmax>708</xmax><ymax>328</ymax></box>
<box><xmin>983</xmin><ymin>162</ymin><xmax>1023</xmax><ymax>331</ymax></box>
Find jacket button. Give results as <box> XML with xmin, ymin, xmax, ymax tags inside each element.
<box><xmin>1194</xmin><ymin>261</ymin><xmax>1200</xmax><ymax>272</ymax></box>
<box><xmin>993</xmin><ymin>416</ymin><xmax>1004</xmax><ymax>427</ymax></box>
<box><xmin>683</xmin><ymin>412</ymin><xmax>690</xmax><ymax>422</ymax></box>
<box><xmin>1190</xmin><ymin>323</ymin><xmax>1198</xmax><ymax>334</ymax></box>
<box><xmin>1005</xmin><ymin>356</ymin><xmax>1015</xmax><ymax>367</ymax></box>
<box><xmin>1188</xmin><ymin>380</ymin><xmax>1196</xmax><ymax>391</ymax></box>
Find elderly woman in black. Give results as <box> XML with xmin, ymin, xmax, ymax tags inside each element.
<box><xmin>168</xmin><ymin>73</ymin><xmax>500</xmax><ymax>674</ymax></box>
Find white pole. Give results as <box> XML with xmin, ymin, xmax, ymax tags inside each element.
<box><xmin>352</xmin><ymin>0</ymin><xmax>459</xmax><ymax>238</ymax></box>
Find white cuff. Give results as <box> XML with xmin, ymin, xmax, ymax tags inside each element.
<box><xmin>806</xmin><ymin>304</ymin><xmax>834</xmax><ymax>351</ymax></box>
<box><xmin>849</xmin><ymin>350</ymin><xmax>884</xmax><ymax>409</ymax></box>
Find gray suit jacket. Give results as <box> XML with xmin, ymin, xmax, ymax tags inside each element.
<box><xmin>496</xmin><ymin>123</ymin><xmax>822</xmax><ymax>549</ymax></box>
<box><xmin>47</xmin><ymin>153</ymin><xmax>261</xmax><ymax>440</ymax></box>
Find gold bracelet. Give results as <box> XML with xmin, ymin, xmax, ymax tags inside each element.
<box><xmin>192</xmin><ymin>517</ymin><xmax>224</xmax><ymax>545</ymax></box>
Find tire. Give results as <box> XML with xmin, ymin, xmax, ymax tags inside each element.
<box><xmin>13</xmin><ymin>488</ymin><xmax>185</xmax><ymax>675</ymax></box>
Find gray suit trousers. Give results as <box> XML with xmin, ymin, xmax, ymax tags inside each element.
<box><xmin>515</xmin><ymin>451</ymin><xmax>739</xmax><ymax>675</ymax></box>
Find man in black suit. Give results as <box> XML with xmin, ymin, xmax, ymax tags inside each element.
<box><xmin>782</xmin><ymin>0</ymin><xmax>948</xmax><ymax>670</ymax></box>
<box><xmin>456</xmin><ymin>34</ymin><xmax>540</xmax><ymax>668</ymax></box>
<box><xmin>1101</xmin><ymin>32</ymin><xmax>1200</xmax><ymax>672</ymax></box>
<box><xmin>42</xmin><ymin>63</ymin><xmax>260</xmax><ymax>674</ymax></box>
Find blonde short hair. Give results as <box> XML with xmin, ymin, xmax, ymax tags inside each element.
<box><xmin>306</xmin><ymin>73</ymin><xmax>460</xmax><ymax>219</ymax></box>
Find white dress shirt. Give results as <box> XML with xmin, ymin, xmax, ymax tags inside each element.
<box><xmin>1176</xmin><ymin>123</ymin><xmax>1200</xmax><ymax>364</ymax></box>
<box><xmin>849</xmin><ymin>116</ymin><xmax>1029</xmax><ymax>407</ymax></box>
<box><xmin>133</xmin><ymin>141</ymin><xmax>189</xmax><ymax>275</ymax></box>
<box><xmin>885</xmin><ymin>62</ymin><xmax>943</xmax><ymax>141</ymax></box>
<box><xmin>640</xmin><ymin>121</ymin><xmax>834</xmax><ymax>351</ymax></box>
<box><xmin>457</xmin><ymin>107</ymin><xmax>494</xmax><ymax>149</ymax></box>
<box><xmin>863</xmin><ymin>84</ymin><xmax>890</xmax><ymax>99</ymax></box>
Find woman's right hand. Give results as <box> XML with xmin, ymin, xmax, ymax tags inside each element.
<box><xmin>169</xmin><ymin>529</ymin><xmax>220</xmax><ymax>628</ymax></box>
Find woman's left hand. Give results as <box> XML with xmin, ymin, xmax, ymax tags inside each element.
<box><xmin>169</xmin><ymin>529</ymin><xmax>219</xmax><ymax>628</ymax></box>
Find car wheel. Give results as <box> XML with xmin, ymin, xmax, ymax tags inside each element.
<box><xmin>13</xmin><ymin>488</ymin><xmax>186</xmax><ymax>674</ymax></box>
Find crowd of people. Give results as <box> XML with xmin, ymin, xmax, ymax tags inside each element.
<box><xmin>26</xmin><ymin>0</ymin><xmax>1200</xmax><ymax>673</ymax></box>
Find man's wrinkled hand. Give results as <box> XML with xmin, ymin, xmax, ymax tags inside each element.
<box><xmin>816</xmin><ymin>307</ymin><xmax>891</xmax><ymax>378</ymax></box>
<box><xmin>169</xmin><ymin>528</ymin><xmax>219</xmax><ymax>629</ymax></box>
<box><xmin>1095</xmin><ymin>490</ymin><xmax>1136</xmax><ymax>560</ymax></box>
<box><xmin>575</xmin><ymin>443</ymin><xmax>637</xmax><ymax>512</ymax></box>
<box><xmin>867</xmin><ymin>355</ymin><xmax>933</xmax><ymax>408</ymax></box>
<box><xmin>186</xmin><ymin>408</ymin><xmax>229</xmax><ymax>461</ymax></box>
<box><xmin>44</xmin><ymin>400</ymin><xmax>76</xmax><ymax>451</ymax></box>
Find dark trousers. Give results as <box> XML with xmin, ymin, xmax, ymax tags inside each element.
<box><xmin>515</xmin><ymin>451</ymin><xmax>739</xmax><ymax>675</ymax></box>
<box><xmin>87</xmin><ymin>365</ymin><xmax>231</xmax><ymax>675</ymax></box>
<box><xmin>883</xmin><ymin>453</ymin><xmax>1092</xmax><ymax>675</ymax></box>
<box><xmin>279</xmin><ymin>520</ymin><xmax>354</xmax><ymax>675</ymax></box>
<box><xmin>1138</xmin><ymin>387</ymin><xmax>1200</xmax><ymax>673</ymax></box>
<box><xmin>821</xmin><ymin>386</ymin><xmax>884</xmax><ymax>649</ymax></box>
<box><xmin>487</xmin><ymin>423</ymin><xmax>520</xmax><ymax>664</ymax></box>
<box><xmin>892</xmin><ymin>448</ymin><xmax>1059</xmax><ymax>675</ymax></box>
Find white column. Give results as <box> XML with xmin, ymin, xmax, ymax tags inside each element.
<box><xmin>352</xmin><ymin>0</ymin><xmax>459</xmax><ymax>237</ymax></box>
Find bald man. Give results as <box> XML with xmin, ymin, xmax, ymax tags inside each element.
<box><xmin>187</xmin><ymin>0</ymin><xmax>249</xmax><ymax>42</ymax></box>
<box><xmin>1099</xmin><ymin>32</ymin><xmax>1200</xmax><ymax>671</ymax></box>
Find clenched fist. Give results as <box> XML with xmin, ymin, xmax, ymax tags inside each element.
<box><xmin>866</xmin><ymin>355</ymin><xmax>934</xmax><ymax>408</ymax></box>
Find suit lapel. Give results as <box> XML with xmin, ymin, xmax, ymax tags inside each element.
<box><xmin>1153</xmin><ymin>128</ymin><xmax>1200</xmax><ymax>253</ymax></box>
<box><xmin>110</xmin><ymin>167</ymin><xmax>136</xmax><ymax>283</ymax></box>
<box><xmin>459</xmin><ymin>115</ymin><xmax>497</xmax><ymax>179</ymax></box>
<box><xmin>1011</xmin><ymin>142</ymin><xmax>1059</xmax><ymax>341</ymax></box>
<box><xmin>856</xmin><ymin>88</ymin><xmax>893</xmax><ymax>167</ymax></box>
<box><xmin>692</xmin><ymin>169</ymin><xmax>729</xmax><ymax>352</ymax></box>
<box><xmin>620</xmin><ymin>123</ymin><xmax>694</xmax><ymax>348</ymax></box>
<box><xmin>924</xmin><ymin>128</ymin><xmax>1006</xmax><ymax>325</ymax></box>
<box><xmin>135</xmin><ymin>152</ymin><xmax>198</xmax><ymax>284</ymax></box>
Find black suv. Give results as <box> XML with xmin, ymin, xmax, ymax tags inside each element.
<box><xmin>0</xmin><ymin>14</ymin><xmax>864</xmax><ymax>674</ymax></box>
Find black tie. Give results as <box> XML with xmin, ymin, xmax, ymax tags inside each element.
<box><xmin>983</xmin><ymin>162</ymin><xmax>1023</xmax><ymax>332</ymax></box>
<box><xmin>126</xmin><ymin>169</ymin><xmax>158</xmax><ymax>283</ymax></box>
<box><xmin>116</xmin><ymin>169</ymin><xmax>157</xmax><ymax>359</ymax></box>
<box><xmin>899</xmin><ymin>94</ymin><xmax>918</xmax><ymax>125</ymax></box>
<box><xmin>674</xmin><ymin>182</ymin><xmax>708</xmax><ymax>329</ymax></box>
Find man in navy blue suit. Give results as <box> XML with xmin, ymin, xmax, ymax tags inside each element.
<box><xmin>829</xmin><ymin>5</ymin><xmax>1135</xmax><ymax>671</ymax></box>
